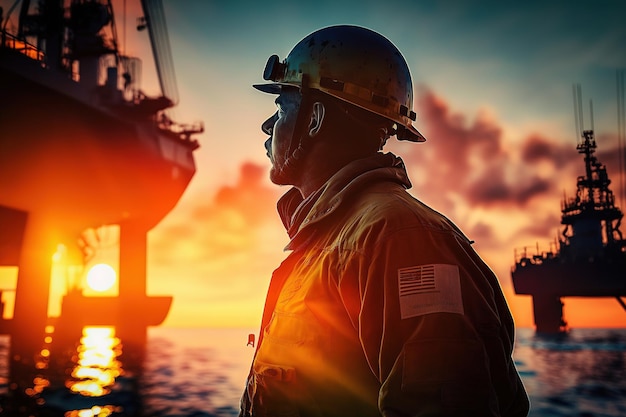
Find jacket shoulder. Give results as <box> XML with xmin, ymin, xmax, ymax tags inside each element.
<box><xmin>347</xmin><ymin>181</ymin><xmax>468</xmax><ymax>241</ymax></box>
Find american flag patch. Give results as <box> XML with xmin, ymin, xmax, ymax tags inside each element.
<box><xmin>397</xmin><ymin>264</ymin><xmax>464</xmax><ymax>319</ymax></box>
<box><xmin>398</xmin><ymin>265</ymin><xmax>437</xmax><ymax>296</ymax></box>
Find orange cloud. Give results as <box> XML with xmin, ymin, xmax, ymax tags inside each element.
<box><xmin>213</xmin><ymin>162</ymin><xmax>277</xmax><ymax>226</ymax></box>
<box><xmin>403</xmin><ymin>88</ymin><xmax>573</xmax><ymax>210</ymax></box>
<box><xmin>520</xmin><ymin>133</ymin><xmax>578</xmax><ymax>167</ymax></box>
<box><xmin>148</xmin><ymin>162</ymin><xmax>285</xmax><ymax>327</ymax></box>
<box><xmin>153</xmin><ymin>162</ymin><xmax>280</xmax><ymax>264</ymax></box>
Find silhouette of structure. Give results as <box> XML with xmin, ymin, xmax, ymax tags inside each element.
<box><xmin>512</xmin><ymin>119</ymin><xmax>626</xmax><ymax>332</ymax></box>
<box><xmin>0</xmin><ymin>0</ymin><xmax>201</xmax><ymax>406</ymax></box>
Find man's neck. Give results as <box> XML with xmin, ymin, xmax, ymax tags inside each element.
<box><xmin>295</xmin><ymin>141</ymin><xmax>353</xmax><ymax>199</ymax></box>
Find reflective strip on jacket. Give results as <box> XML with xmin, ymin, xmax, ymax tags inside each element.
<box><xmin>240</xmin><ymin>152</ymin><xmax>529</xmax><ymax>417</ymax></box>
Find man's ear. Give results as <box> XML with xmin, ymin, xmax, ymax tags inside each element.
<box><xmin>308</xmin><ymin>102</ymin><xmax>326</xmax><ymax>137</ymax></box>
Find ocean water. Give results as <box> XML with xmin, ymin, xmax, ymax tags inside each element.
<box><xmin>513</xmin><ymin>328</ymin><xmax>626</xmax><ymax>417</ymax></box>
<box><xmin>1</xmin><ymin>327</ymin><xmax>625</xmax><ymax>416</ymax></box>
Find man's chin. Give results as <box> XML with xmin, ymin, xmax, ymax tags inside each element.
<box><xmin>269</xmin><ymin>165</ymin><xmax>295</xmax><ymax>186</ymax></box>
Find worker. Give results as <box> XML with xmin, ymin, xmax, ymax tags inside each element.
<box><xmin>240</xmin><ymin>25</ymin><xmax>530</xmax><ymax>417</ymax></box>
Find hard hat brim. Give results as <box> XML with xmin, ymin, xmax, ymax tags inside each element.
<box><xmin>253</xmin><ymin>82</ymin><xmax>299</xmax><ymax>94</ymax></box>
<box><xmin>401</xmin><ymin>125</ymin><xmax>426</xmax><ymax>142</ymax></box>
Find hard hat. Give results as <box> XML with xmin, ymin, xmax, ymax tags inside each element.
<box><xmin>253</xmin><ymin>25</ymin><xmax>425</xmax><ymax>142</ymax></box>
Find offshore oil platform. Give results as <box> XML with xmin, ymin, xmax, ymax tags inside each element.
<box><xmin>0</xmin><ymin>0</ymin><xmax>201</xmax><ymax>411</ymax></box>
<box><xmin>511</xmin><ymin>85</ymin><xmax>626</xmax><ymax>333</ymax></box>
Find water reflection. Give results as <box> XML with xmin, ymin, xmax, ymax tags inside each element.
<box><xmin>42</xmin><ymin>325</ymin><xmax>135</xmax><ymax>417</ymax></box>
<box><xmin>69</xmin><ymin>327</ymin><xmax>122</xmax><ymax>398</ymax></box>
<box><xmin>1</xmin><ymin>325</ymin><xmax>140</xmax><ymax>416</ymax></box>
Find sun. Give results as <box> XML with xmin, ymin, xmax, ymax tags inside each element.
<box><xmin>86</xmin><ymin>263</ymin><xmax>117</xmax><ymax>292</ymax></box>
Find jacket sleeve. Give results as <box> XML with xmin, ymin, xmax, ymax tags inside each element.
<box><xmin>337</xmin><ymin>224</ymin><xmax>529</xmax><ymax>417</ymax></box>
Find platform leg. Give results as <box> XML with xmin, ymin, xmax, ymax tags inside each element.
<box><xmin>9</xmin><ymin>213</ymin><xmax>56</xmax><ymax>400</ymax></box>
<box><xmin>532</xmin><ymin>295</ymin><xmax>567</xmax><ymax>333</ymax></box>
<box><xmin>117</xmin><ymin>221</ymin><xmax>149</xmax><ymax>375</ymax></box>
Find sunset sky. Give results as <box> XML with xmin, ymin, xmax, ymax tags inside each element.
<box><xmin>2</xmin><ymin>0</ymin><xmax>626</xmax><ymax>329</ymax></box>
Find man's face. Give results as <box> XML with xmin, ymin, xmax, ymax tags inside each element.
<box><xmin>261</xmin><ymin>88</ymin><xmax>302</xmax><ymax>185</ymax></box>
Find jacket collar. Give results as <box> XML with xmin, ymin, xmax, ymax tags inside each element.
<box><xmin>277</xmin><ymin>152</ymin><xmax>411</xmax><ymax>250</ymax></box>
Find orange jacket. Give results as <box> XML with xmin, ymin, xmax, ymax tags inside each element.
<box><xmin>241</xmin><ymin>153</ymin><xmax>529</xmax><ymax>417</ymax></box>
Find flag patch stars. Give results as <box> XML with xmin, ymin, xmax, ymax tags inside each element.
<box><xmin>397</xmin><ymin>264</ymin><xmax>464</xmax><ymax>319</ymax></box>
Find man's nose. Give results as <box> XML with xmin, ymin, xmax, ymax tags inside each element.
<box><xmin>262</xmin><ymin>112</ymin><xmax>278</xmax><ymax>135</ymax></box>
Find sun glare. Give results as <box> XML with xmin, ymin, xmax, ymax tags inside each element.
<box><xmin>86</xmin><ymin>264</ymin><xmax>117</xmax><ymax>292</ymax></box>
